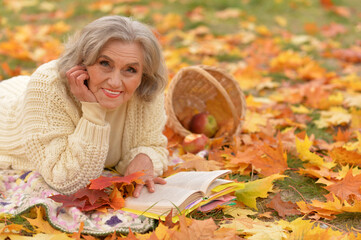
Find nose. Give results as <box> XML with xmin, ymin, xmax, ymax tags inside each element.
<box><xmin>108</xmin><ymin>71</ymin><xmax>122</xmax><ymax>89</ymax></box>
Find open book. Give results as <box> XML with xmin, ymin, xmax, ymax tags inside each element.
<box><xmin>122</xmin><ymin>170</ymin><xmax>242</xmax><ymax>219</ymax></box>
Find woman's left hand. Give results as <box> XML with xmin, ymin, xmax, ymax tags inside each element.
<box><xmin>124</xmin><ymin>154</ymin><xmax>166</xmax><ymax>198</ymax></box>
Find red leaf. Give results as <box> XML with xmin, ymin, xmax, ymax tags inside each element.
<box><xmin>266</xmin><ymin>193</ymin><xmax>301</xmax><ymax>217</ymax></box>
<box><xmin>74</xmin><ymin>187</ymin><xmax>109</xmax><ymax>205</ymax></box>
<box><xmin>320</xmin><ymin>0</ymin><xmax>334</xmax><ymax>9</ymax></box>
<box><xmin>49</xmin><ymin>194</ymin><xmax>87</xmax><ymax>209</ymax></box>
<box><xmin>89</xmin><ymin>172</ymin><xmax>145</xmax><ymax>190</ymax></box>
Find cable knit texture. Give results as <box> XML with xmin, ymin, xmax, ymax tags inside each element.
<box><xmin>0</xmin><ymin>60</ymin><xmax>168</xmax><ymax>195</ymax></box>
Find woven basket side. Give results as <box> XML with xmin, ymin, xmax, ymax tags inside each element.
<box><xmin>199</xmin><ymin>65</ymin><xmax>247</xmax><ymax>132</ymax></box>
<box><xmin>185</xmin><ymin>66</ymin><xmax>239</xmax><ymax>132</ymax></box>
<box><xmin>165</xmin><ymin>67</ymin><xmax>237</xmax><ymax>137</ymax></box>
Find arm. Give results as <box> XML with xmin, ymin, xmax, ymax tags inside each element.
<box><xmin>117</xmin><ymin>93</ymin><xmax>169</xmax><ymax>197</ymax></box>
<box><xmin>22</xmin><ymin>63</ymin><xmax>110</xmax><ymax>195</ymax></box>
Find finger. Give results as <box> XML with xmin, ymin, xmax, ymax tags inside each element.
<box><xmin>153</xmin><ymin>177</ymin><xmax>166</xmax><ymax>185</ymax></box>
<box><xmin>76</xmin><ymin>73</ymin><xmax>90</xmax><ymax>90</ymax></box>
<box><xmin>133</xmin><ymin>184</ymin><xmax>144</xmax><ymax>198</ymax></box>
<box><xmin>72</xmin><ymin>71</ymin><xmax>88</xmax><ymax>87</ymax></box>
<box><xmin>66</xmin><ymin>65</ymin><xmax>86</xmax><ymax>79</ymax></box>
<box><xmin>145</xmin><ymin>179</ymin><xmax>155</xmax><ymax>193</ymax></box>
<box><xmin>67</xmin><ymin>69</ymin><xmax>86</xmax><ymax>87</ymax></box>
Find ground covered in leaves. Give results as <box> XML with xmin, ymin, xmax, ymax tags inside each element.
<box><xmin>1</xmin><ymin>0</ymin><xmax>361</xmax><ymax>239</ymax></box>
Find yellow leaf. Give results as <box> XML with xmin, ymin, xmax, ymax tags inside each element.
<box><xmin>314</xmin><ymin>107</ymin><xmax>351</xmax><ymax>128</ymax></box>
<box><xmin>291</xmin><ymin>104</ymin><xmax>310</xmax><ymax>114</ymax></box>
<box><xmin>23</xmin><ymin>206</ymin><xmax>62</xmax><ymax>234</ymax></box>
<box><xmin>242</xmin><ymin>110</ymin><xmax>269</xmax><ymax>133</ymax></box>
<box><xmin>0</xmin><ymin>233</ymin><xmax>72</xmax><ymax>240</ymax></box>
<box><xmin>224</xmin><ymin>207</ymin><xmax>258</xmax><ymax>218</ymax></box>
<box><xmin>274</xmin><ymin>16</ymin><xmax>287</xmax><ymax>27</ymax></box>
<box><xmin>350</xmin><ymin>107</ymin><xmax>361</xmax><ymax>129</ymax></box>
<box><xmin>235</xmin><ymin>174</ymin><xmax>286</xmax><ymax>210</ymax></box>
<box><xmin>295</xmin><ymin>135</ymin><xmax>335</xmax><ymax>169</ymax></box>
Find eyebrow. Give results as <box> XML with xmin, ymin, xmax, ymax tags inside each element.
<box><xmin>98</xmin><ymin>55</ymin><xmax>141</xmax><ymax>67</ymax></box>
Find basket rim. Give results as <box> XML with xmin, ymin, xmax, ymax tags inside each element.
<box><xmin>165</xmin><ymin>65</ymin><xmax>246</xmax><ymax>138</ymax></box>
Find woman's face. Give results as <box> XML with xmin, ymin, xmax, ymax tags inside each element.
<box><xmin>86</xmin><ymin>40</ymin><xmax>144</xmax><ymax>109</ymax></box>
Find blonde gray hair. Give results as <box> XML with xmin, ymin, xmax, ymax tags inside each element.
<box><xmin>57</xmin><ymin>15</ymin><xmax>167</xmax><ymax>102</ymax></box>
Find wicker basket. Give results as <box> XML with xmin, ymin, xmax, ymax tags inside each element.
<box><xmin>165</xmin><ymin>65</ymin><xmax>246</xmax><ymax>139</ymax></box>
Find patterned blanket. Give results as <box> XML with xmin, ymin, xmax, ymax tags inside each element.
<box><xmin>0</xmin><ymin>170</ymin><xmax>155</xmax><ymax>236</ymax></box>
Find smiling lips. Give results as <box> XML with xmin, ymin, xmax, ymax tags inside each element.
<box><xmin>102</xmin><ymin>88</ymin><xmax>122</xmax><ymax>98</ymax></box>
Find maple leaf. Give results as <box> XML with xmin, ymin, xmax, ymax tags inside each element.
<box><xmin>235</xmin><ymin>174</ymin><xmax>287</xmax><ymax>210</ymax></box>
<box><xmin>109</xmin><ymin>187</ymin><xmax>126</xmax><ymax>210</ymax></box>
<box><xmin>178</xmin><ymin>153</ymin><xmax>222</xmax><ymax>171</ymax></box>
<box><xmin>167</xmin><ymin>215</ymin><xmax>218</xmax><ymax>240</ymax></box>
<box><xmin>24</xmin><ymin>206</ymin><xmax>63</xmax><ymax>234</ymax></box>
<box><xmin>50</xmin><ymin>172</ymin><xmax>144</xmax><ymax>212</ymax></box>
<box><xmin>89</xmin><ymin>172</ymin><xmax>145</xmax><ymax>190</ymax></box>
<box><xmin>266</xmin><ymin>193</ymin><xmax>301</xmax><ymax>218</ymax></box>
<box><xmin>49</xmin><ymin>187</ymin><xmax>109</xmax><ymax>212</ymax></box>
<box><xmin>295</xmin><ymin>135</ymin><xmax>335</xmax><ymax>169</ymax></box>
<box><xmin>329</xmin><ymin>147</ymin><xmax>361</xmax><ymax>167</ymax></box>
<box><xmin>72</xmin><ymin>222</ymin><xmax>84</xmax><ymax>240</ymax></box>
<box><xmin>325</xmin><ymin>170</ymin><xmax>361</xmax><ymax>202</ymax></box>
<box><xmin>0</xmin><ymin>222</ymin><xmax>33</xmax><ymax>235</ymax></box>
<box><xmin>252</xmin><ymin>136</ymin><xmax>288</xmax><ymax>176</ymax></box>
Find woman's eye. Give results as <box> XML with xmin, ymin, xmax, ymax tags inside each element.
<box><xmin>127</xmin><ymin>67</ymin><xmax>137</xmax><ymax>73</ymax></box>
<box><xmin>99</xmin><ymin>60</ymin><xmax>110</xmax><ymax>67</ymax></box>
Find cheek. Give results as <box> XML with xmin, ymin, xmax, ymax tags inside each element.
<box><xmin>127</xmin><ymin>77</ymin><xmax>142</xmax><ymax>92</ymax></box>
<box><xmin>87</xmin><ymin>70</ymin><xmax>102</xmax><ymax>89</ymax></box>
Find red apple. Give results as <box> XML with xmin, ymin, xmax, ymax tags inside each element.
<box><xmin>182</xmin><ymin>133</ymin><xmax>209</xmax><ymax>154</ymax></box>
<box><xmin>189</xmin><ymin>112</ymin><xmax>219</xmax><ymax>138</ymax></box>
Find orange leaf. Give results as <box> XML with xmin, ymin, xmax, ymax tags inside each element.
<box><xmin>329</xmin><ymin>147</ymin><xmax>361</xmax><ymax>167</ymax></box>
<box><xmin>71</xmin><ymin>222</ymin><xmax>84</xmax><ymax>240</ymax></box>
<box><xmin>320</xmin><ymin>0</ymin><xmax>334</xmax><ymax>9</ymax></box>
<box><xmin>24</xmin><ymin>206</ymin><xmax>62</xmax><ymax>234</ymax></box>
<box><xmin>179</xmin><ymin>153</ymin><xmax>222</xmax><ymax>171</ymax></box>
<box><xmin>82</xmin><ymin>235</ymin><xmax>98</xmax><ymax>240</ymax></box>
<box><xmin>252</xmin><ymin>135</ymin><xmax>288</xmax><ymax>176</ymax></box>
<box><xmin>168</xmin><ymin>215</ymin><xmax>218</xmax><ymax>239</ymax></box>
<box><xmin>325</xmin><ymin>170</ymin><xmax>361</xmax><ymax>202</ymax></box>
<box><xmin>333</xmin><ymin>129</ymin><xmax>352</xmax><ymax>142</ymax></box>
<box><xmin>121</xmin><ymin>228</ymin><xmax>138</xmax><ymax>240</ymax></box>
<box><xmin>266</xmin><ymin>193</ymin><xmax>301</xmax><ymax>217</ymax></box>
<box><xmin>109</xmin><ymin>187</ymin><xmax>126</xmax><ymax>210</ymax></box>
<box><xmin>89</xmin><ymin>172</ymin><xmax>145</xmax><ymax>190</ymax></box>
<box><xmin>0</xmin><ymin>222</ymin><xmax>32</xmax><ymax>234</ymax></box>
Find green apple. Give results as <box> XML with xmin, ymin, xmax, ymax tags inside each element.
<box><xmin>189</xmin><ymin>112</ymin><xmax>219</xmax><ymax>138</ymax></box>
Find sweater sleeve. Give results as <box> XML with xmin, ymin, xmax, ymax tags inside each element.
<box><xmin>21</xmin><ymin>63</ymin><xmax>110</xmax><ymax>195</ymax></box>
<box><xmin>116</xmin><ymin>93</ymin><xmax>169</xmax><ymax>176</ymax></box>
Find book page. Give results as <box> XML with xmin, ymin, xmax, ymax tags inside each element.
<box><xmin>164</xmin><ymin>170</ymin><xmax>231</xmax><ymax>194</ymax></box>
<box><xmin>125</xmin><ymin>184</ymin><xmax>202</xmax><ymax>214</ymax></box>
<box><xmin>206</xmin><ymin>178</ymin><xmax>233</xmax><ymax>196</ymax></box>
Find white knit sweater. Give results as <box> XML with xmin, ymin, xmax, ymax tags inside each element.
<box><xmin>0</xmin><ymin>60</ymin><xmax>169</xmax><ymax>195</ymax></box>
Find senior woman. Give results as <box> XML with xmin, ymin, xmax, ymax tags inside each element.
<box><xmin>0</xmin><ymin>16</ymin><xmax>169</xmax><ymax>197</ymax></box>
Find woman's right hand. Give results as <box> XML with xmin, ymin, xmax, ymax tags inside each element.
<box><xmin>66</xmin><ymin>65</ymin><xmax>97</xmax><ymax>103</ymax></box>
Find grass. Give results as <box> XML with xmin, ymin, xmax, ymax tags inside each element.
<box><xmin>1</xmin><ymin>0</ymin><xmax>361</xmax><ymax>237</ymax></box>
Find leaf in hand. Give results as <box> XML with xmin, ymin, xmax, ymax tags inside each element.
<box><xmin>89</xmin><ymin>172</ymin><xmax>145</xmax><ymax>190</ymax></box>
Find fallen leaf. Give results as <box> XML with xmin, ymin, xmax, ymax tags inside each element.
<box><xmin>23</xmin><ymin>206</ymin><xmax>62</xmax><ymax>234</ymax></box>
<box><xmin>235</xmin><ymin>174</ymin><xmax>287</xmax><ymax>210</ymax></box>
<box><xmin>325</xmin><ymin>170</ymin><xmax>361</xmax><ymax>202</ymax></box>
<box><xmin>266</xmin><ymin>193</ymin><xmax>301</xmax><ymax>217</ymax></box>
